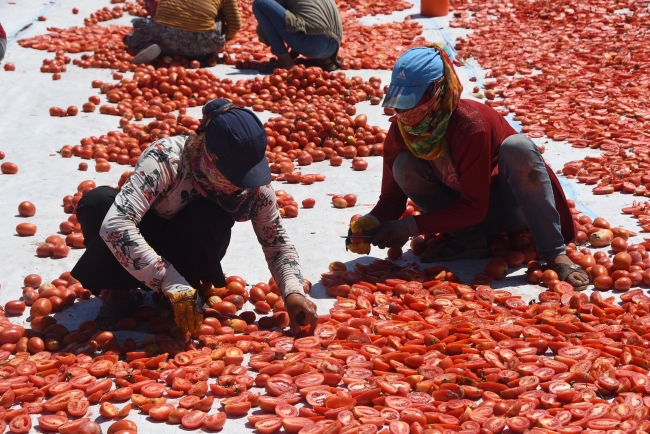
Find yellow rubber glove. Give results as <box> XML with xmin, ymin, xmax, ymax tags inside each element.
<box><xmin>346</xmin><ymin>215</ymin><xmax>379</xmax><ymax>255</ymax></box>
<box><xmin>165</xmin><ymin>284</ymin><xmax>203</xmax><ymax>334</ymax></box>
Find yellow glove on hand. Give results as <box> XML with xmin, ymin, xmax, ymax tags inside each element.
<box><xmin>346</xmin><ymin>215</ymin><xmax>379</xmax><ymax>255</ymax></box>
<box><xmin>164</xmin><ymin>285</ymin><xmax>203</xmax><ymax>334</ymax></box>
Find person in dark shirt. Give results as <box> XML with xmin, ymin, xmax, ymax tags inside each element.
<box><xmin>253</xmin><ymin>0</ymin><xmax>342</xmax><ymax>72</ymax></box>
<box><xmin>346</xmin><ymin>45</ymin><xmax>589</xmax><ymax>290</ymax></box>
<box><xmin>0</xmin><ymin>23</ymin><xmax>7</xmax><ymax>62</ymax></box>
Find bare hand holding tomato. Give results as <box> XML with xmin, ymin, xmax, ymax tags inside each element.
<box><xmin>164</xmin><ymin>284</ymin><xmax>203</xmax><ymax>334</ymax></box>
<box><xmin>285</xmin><ymin>293</ymin><xmax>317</xmax><ymax>334</ymax></box>
<box><xmin>371</xmin><ymin>218</ymin><xmax>419</xmax><ymax>250</ymax></box>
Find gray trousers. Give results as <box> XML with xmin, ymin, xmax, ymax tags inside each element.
<box><xmin>392</xmin><ymin>134</ymin><xmax>566</xmax><ymax>261</ymax></box>
<box><xmin>0</xmin><ymin>39</ymin><xmax>6</xmax><ymax>62</ymax></box>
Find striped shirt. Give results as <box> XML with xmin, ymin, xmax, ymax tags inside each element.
<box><xmin>154</xmin><ymin>0</ymin><xmax>241</xmax><ymax>39</ymax></box>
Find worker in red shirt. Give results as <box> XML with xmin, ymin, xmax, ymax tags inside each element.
<box><xmin>346</xmin><ymin>45</ymin><xmax>588</xmax><ymax>290</ymax></box>
<box><xmin>0</xmin><ymin>23</ymin><xmax>6</xmax><ymax>62</ymax></box>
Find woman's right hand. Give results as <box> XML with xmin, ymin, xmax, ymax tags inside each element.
<box><xmin>285</xmin><ymin>293</ymin><xmax>318</xmax><ymax>334</ymax></box>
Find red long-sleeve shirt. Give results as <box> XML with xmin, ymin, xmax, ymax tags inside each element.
<box><xmin>370</xmin><ymin>99</ymin><xmax>575</xmax><ymax>243</ymax></box>
<box><xmin>0</xmin><ymin>23</ymin><xmax>6</xmax><ymax>39</ymax></box>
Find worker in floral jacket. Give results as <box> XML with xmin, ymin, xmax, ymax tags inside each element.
<box><xmin>347</xmin><ymin>45</ymin><xmax>589</xmax><ymax>290</ymax></box>
<box><xmin>69</xmin><ymin>99</ymin><xmax>317</xmax><ymax>333</ymax></box>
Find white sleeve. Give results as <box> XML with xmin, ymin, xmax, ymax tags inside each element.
<box><xmin>99</xmin><ymin>142</ymin><xmax>188</xmax><ymax>292</ymax></box>
<box><xmin>250</xmin><ymin>186</ymin><xmax>306</xmax><ymax>300</ymax></box>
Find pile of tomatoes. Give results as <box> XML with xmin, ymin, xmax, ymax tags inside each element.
<box><xmin>18</xmin><ymin>24</ymin><xmax>134</xmax><ymax>77</ymax></box>
<box><xmin>54</xmin><ymin>66</ymin><xmax>386</xmax><ymax>176</ymax></box>
<box><xmin>17</xmin><ymin>0</ymin><xmax>147</xmax><ymax>79</ymax></box>
<box><xmin>478</xmin><ymin>199</ymin><xmax>648</xmax><ymax>294</ymax></box>
<box><xmin>73</xmin><ymin>66</ymin><xmax>384</xmax><ymax>120</ymax></box>
<box><xmin>561</xmin><ymin>147</ymin><xmax>650</xmax><ymax>204</ymax></box>
<box><xmin>335</xmin><ymin>0</ymin><xmax>413</xmax><ymax>18</ymax></box>
<box><xmin>223</xmin><ymin>0</ymin><xmax>427</xmax><ymax>70</ymax></box>
<box><xmin>452</xmin><ymin>0</ymin><xmax>650</xmax><ymax>152</ymax></box>
<box><xmin>622</xmin><ymin>201</ymin><xmax>650</xmax><ymax>235</ymax></box>
<box><xmin>17</xmin><ymin>0</ymin><xmax>428</xmax><ymax>74</ymax></box>
<box><xmin>3</xmin><ymin>250</ymin><xmax>650</xmax><ymax>433</ymax></box>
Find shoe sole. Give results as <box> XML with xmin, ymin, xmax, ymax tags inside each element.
<box><xmin>131</xmin><ymin>44</ymin><xmax>161</xmax><ymax>64</ymax></box>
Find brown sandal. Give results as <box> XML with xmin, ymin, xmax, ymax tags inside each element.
<box><xmin>546</xmin><ymin>262</ymin><xmax>589</xmax><ymax>291</ymax></box>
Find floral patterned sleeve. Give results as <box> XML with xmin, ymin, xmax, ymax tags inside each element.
<box><xmin>99</xmin><ymin>140</ymin><xmax>189</xmax><ymax>292</ymax></box>
<box><xmin>250</xmin><ymin>186</ymin><xmax>306</xmax><ymax>300</ymax></box>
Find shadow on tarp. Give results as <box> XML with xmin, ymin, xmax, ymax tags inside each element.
<box><xmin>226</xmin><ymin>68</ymin><xmax>262</xmax><ymax>77</ymax></box>
<box><xmin>46</xmin><ymin>297</ymin><xmax>102</xmax><ymax>332</ymax></box>
<box><xmin>310</xmin><ymin>246</ymin><xmax>538</xmax><ymax>300</ymax></box>
<box><xmin>50</xmin><ymin>294</ymin><xmax>156</xmax><ymax>345</ymax></box>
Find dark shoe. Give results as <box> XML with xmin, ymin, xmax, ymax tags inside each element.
<box><xmin>258</xmin><ymin>59</ymin><xmax>282</xmax><ymax>74</ymax></box>
<box><xmin>131</xmin><ymin>44</ymin><xmax>161</xmax><ymax>64</ymax></box>
<box><xmin>420</xmin><ymin>236</ymin><xmax>490</xmax><ymax>263</ymax></box>
<box><xmin>320</xmin><ymin>61</ymin><xmax>338</xmax><ymax>72</ymax></box>
<box><xmin>94</xmin><ymin>295</ymin><xmax>139</xmax><ymax>330</ymax></box>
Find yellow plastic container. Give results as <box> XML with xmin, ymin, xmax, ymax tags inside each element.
<box><xmin>420</xmin><ymin>0</ymin><xmax>449</xmax><ymax>17</ymax></box>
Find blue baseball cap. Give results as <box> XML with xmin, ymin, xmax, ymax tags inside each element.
<box><xmin>383</xmin><ymin>47</ymin><xmax>444</xmax><ymax>110</ymax></box>
<box><xmin>203</xmin><ymin>99</ymin><xmax>271</xmax><ymax>188</ymax></box>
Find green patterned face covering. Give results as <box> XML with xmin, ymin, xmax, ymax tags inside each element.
<box><xmin>395</xmin><ymin>44</ymin><xmax>463</xmax><ymax>160</ymax></box>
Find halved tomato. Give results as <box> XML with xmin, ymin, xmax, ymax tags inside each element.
<box><xmin>204</xmin><ymin>412</ymin><xmax>227</xmax><ymax>430</ymax></box>
<box><xmin>179</xmin><ymin>395</ymin><xmax>201</xmax><ymax>409</ymax></box>
<box><xmin>276</xmin><ymin>403</ymin><xmax>299</xmax><ymax>418</ymax></box>
<box><xmin>295</xmin><ymin>374</ymin><xmax>325</xmax><ymax>389</ymax></box>
<box><xmin>57</xmin><ymin>418</ymin><xmax>90</xmax><ymax>434</ymax></box>
<box><xmin>149</xmin><ymin>403</ymin><xmax>175</xmax><ymax>421</ymax></box>
<box><xmin>283</xmin><ymin>417</ymin><xmax>315</xmax><ymax>434</ymax></box>
<box><xmin>256</xmin><ymin>417</ymin><xmax>283</xmax><ymax>434</ymax></box>
<box><xmin>100</xmin><ymin>402</ymin><xmax>117</xmax><ymax>419</ymax></box>
<box><xmin>9</xmin><ymin>414</ymin><xmax>31</xmax><ymax>433</ymax></box>
<box><xmin>224</xmin><ymin>401</ymin><xmax>251</xmax><ymax>416</ymax></box>
<box><xmin>67</xmin><ymin>399</ymin><xmax>90</xmax><ymax>417</ymax></box>
<box><xmin>181</xmin><ymin>410</ymin><xmax>207</xmax><ymax>429</ymax></box>
<box><xmin>388</xmin><ymin>420</ymin><xmax>409</xmax><ymax>434</ymax></box>
<box><xmin>141</xmin><ymin>382</ymin><xmax>166</xmax><ymax>398</ymax></box>
<box><xmin>37</xmin><ymin>415</ymin><xmax>68</xmax><ymax>431</ymax></box>
<box><xmin>266</xmin><ymin>378</ymin><xmax>298</xmax><ymax>397</ymax></box>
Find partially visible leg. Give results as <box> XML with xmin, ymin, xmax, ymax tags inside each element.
<box><xmin>143</xmin><ymin>197</ymin><xmax>235</xmax><ymax>290</ymax></box>
<box><xmin>497</xmin><ymin>134</ymin><xmax>588</xmax><ymax>288</ymax></box>
<box><xmin>392</xmin><ymin>151</ymin><xmax>459</xmax><ymax>213</ymax></box>
<box><xmin>71</xmin><ymin>186</ymin><xmax>141</xmax><ymax>329</ymax></box>
<box><xmin>287</xmin><ymin>34</ymin><xmax>337</xmax><ymax>60</ymax></box>
<box><xmin>252</xmin><ymin>0</ymin><xmax>294</xmax><ymax>68</ymax></box>
<box><xmin>72</xmin><ymin>186</ymin><xmax>142</xmax><ymax>294</ymax></box>
<box><xmin>123</xmin><ymin>18</ymin><xmax>159</xmax><ymax>56</ymax></box>
<box><xmin>392</xmin><ymin>151</ymin><xmax>489</xmax><ymax>261</ymax></box>
<box><xmin>158</xmin><ymin>23</ymin><xmax>225</xmax><ymax>60</ymax></box>
<box><xmin>0</xmin><ymin>38</ymin><xmax>6</xmax><ymax>62</ymax></box>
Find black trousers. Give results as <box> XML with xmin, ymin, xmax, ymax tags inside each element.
<box><xmin>71</xmin><ymin>186</ymin><xmax>234</xmax><ymax>295</ymax></box>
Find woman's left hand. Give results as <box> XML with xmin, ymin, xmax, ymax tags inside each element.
<box><xmin>371</xmin><ymin>217</ymin><xmax>420</xmax><ymax>249</ymax></box>
<box><xmin>285</xmin><ymin>293</ymin><xmax>318</xmax><ymax>334</ymax></box>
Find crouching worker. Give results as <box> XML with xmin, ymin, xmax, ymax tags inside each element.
<box><xmin>68</xmin><ymin>99</ymin><xmax>317</xmax><ymax>333</ymax></box>
<box><xmin>346</xmin><ymin>45</ymin><xmax>588</xmax><ymax>291</ymax></box>
<box><xmin>253</xmin><ymin>0</ymin><xmax>342</xmax><ymax>72</ymax></box>
<box><xmin>125</xmin><ymin>0</ymin><xmax>242</xmax><ymax>64</ymax></box>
